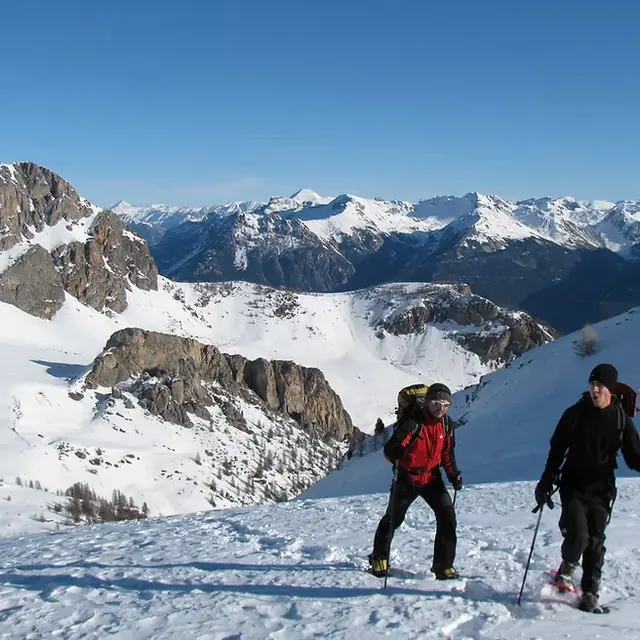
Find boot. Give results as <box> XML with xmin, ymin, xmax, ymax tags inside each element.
<box><xmin>432</xmin><ymin>566</ymin><xmax>460</xmax><ymax>580</ymax></box>
<box><xmin>552</xmin><ymin>560</ymin><xmax>576</xmax><ymax>592</ymax></box>
<box><xmin>368</xmin><ymin>554</ymin><xmax>388</xmax><ymax>578</ymax></box>
<box><xmin>578</xmin><ymin>591</ymin><xmax>600</xmax><ymax>613</ymax></box>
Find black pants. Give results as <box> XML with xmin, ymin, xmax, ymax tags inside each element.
<box><xmin>373</xmin><ymin>472</ymin><xmax>457</xmax><ymax>569</ymax></box>
<box><xmin>559</xmin><ymin>489</ymin><xmax>610</xmax><ymax>594</ymax></box>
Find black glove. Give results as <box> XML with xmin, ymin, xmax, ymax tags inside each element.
<box><xmin>450</xmin><ymin>473</ymin><xmax>463</xmax><ymax>491</ymax></box>
<box><xmin>534</xmin><ymin>471</ymin><xmax>555</xmax><ymax>509</ymax></box>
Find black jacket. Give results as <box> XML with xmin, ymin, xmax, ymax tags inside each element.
<box><xmin>543</xmin><ymin>394</ymin><xmax>640</xmax><ymax>496</ymax></box>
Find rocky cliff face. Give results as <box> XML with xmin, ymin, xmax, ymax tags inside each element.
<box><xmin>52</xmin><ymin>211</ymin><xmax>158</xmax><ymax>313</ymax></box>
<box><xmin>0</xmin><ymin>163</ymin><xmax>157</xmax><ymax>318</ymax></box>
<box><xmin>0</xmin><ymin>245</ymin><xmax>65</xmax><ymax>319</ymax></box>
<box><xmin>84</xmin><ymin>328</ymin><xmax>356</xmax><ymax>442</ymax></box>
<box><xmin>372</xmin><ymin>283</ymin><xmax>554</xmax><ymax>363</ymax></box>
<box><xmin>0</xmin><ymin>162</ymin><xmax>95</xmax><ymax>251</ymax></box>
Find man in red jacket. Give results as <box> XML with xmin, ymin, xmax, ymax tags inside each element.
<box><xmin>369</xmin><ymin>383</ymin><xmax>462</xmax><ymax>579</ymax></box>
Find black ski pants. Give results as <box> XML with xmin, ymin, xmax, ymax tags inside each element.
<box><xmin>373</xmin><ymin>471</ymin><xmax>456</xmax><ymax>569</ymax></box>
<box><xmin>559</xmin><ymin>489</ymin><xmax>610</xmax><ymax>594</ymax></box>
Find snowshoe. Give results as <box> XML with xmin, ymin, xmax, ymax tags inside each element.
<box><xmin>549</xmin><ymin>568</ymin><xmax>577</xmax><ymax>594</ymax></box>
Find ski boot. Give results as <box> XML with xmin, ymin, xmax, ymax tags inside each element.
<box><xmin>432</xmin><ymin>566</ymin><xmax>460</xmax><ymax>580</ymax></box>
<box><xmin>368</xmin><ymin>554</ymin><xmax>388</xmax><ymax>578</ymax></box>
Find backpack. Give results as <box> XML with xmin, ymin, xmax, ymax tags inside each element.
<box><xmin>395</xmin><ymin>383</ymin><xmax>454</xmax><ymax>436</ymax></box>
<box><xmin>616</xmin><ymin>382</ymin><xmax>638</xmax><ymax>418</ymax></box>
<box><xmin>396</xmin><ymin>383</ymin><xmax>429</xmax><ymax>419</ymax></box>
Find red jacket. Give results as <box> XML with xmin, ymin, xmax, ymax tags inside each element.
<box><xmin>384</xmin><ymin>415</ymin><xmax>458</xmax><ymax>487</ymax></box>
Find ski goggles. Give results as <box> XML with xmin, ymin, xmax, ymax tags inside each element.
<box><xmin>430</xmin><ymin>400</ymin><xmax>451</xmax><ymax>410</ymax></box>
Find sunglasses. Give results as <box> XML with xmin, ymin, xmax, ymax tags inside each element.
<box><xmin>430</xmin><ymin>400</ymin><xmax>451</xmax><ymax>410</ymax></box>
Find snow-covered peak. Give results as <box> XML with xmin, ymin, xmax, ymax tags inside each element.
<box><xmin>111</xmin><ymin>186</ymin><xmax>640</xmax><ymax>255</ymax></box>
<box><xmin>511</xmin><ymin>197</ymin><xmax>605</xmax><ymax>248</ymax></box>
<box><xmin>289</xmin><ymin>188</ymin><xmax>333</xmax><ymax>205</ymax></box>
<box><xmin>581</xmin><ymin>198</ymin><xmax>617</xmax><ymax>212</ymax></box>
<box><xmin>198</xmin><ymin>200</ymin><xmax>263</xmax><ymax>221</ymax></box>
<box><xmin>595</xmin><ymin>201</ymin><xmax>640</xmax><ymax>250</ymax></box>
<box><xmin>609</xmin><ymin>200</ymin><xmax>640</xmax><ymax>220</ymax></box>
<box><xmin>437</xmin><ymin>192</ymin><xmax>544</xmax><ymax>247</ymax></box>
<box><xmin>516</xmin><ymin>196</ymin><xmax>610</xmax><ymax>227</ymax></box>
<box><xmin>412</xmin><ymin>194</ymin><xmax>477</xmax><ymax>221</ymax></box>
<box><xmin>109</xmin><ymin>199</ymin><xmax>134</xmax><ymax>213</ymax></box>
<box><xmin>110</xmin><ymin>201</ymin><xmax>208</xmax><ymax>229</ymax></box>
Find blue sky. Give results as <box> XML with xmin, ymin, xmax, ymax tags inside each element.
<box><xmin>2</xmin><ymin>0</ymin><xmax>639</xmax><ymax>207</ymax></box>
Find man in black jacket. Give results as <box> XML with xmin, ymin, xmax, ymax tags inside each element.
<box><xmin>536</xmin><ymin>363</ymin><xmax>640</xmax><ymax>613</ymax></box>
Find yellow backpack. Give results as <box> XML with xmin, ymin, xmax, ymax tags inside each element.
<box><xmin>396</xmin><ymin>383</ymin><xmax>429</xmax><ymax>417</ymax></box>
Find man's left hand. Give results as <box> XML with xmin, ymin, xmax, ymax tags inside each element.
<box><xmin>450</xmin><ymin>473</ymin><xmax>463</xmax><ymax>491</ymax></box>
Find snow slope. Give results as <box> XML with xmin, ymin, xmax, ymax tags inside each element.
<box><xmin>305</xmin><ymin>306</ymin><xmax>640</xmax><ymax>501</ymax></box>
<box><xmin>0</xmin><ymin>274</ymin><xmax>520</xmax><ymax>532</ymax></box>
<box><xmin>0</xmin><ymin>478</ymin><xmax>638</xmax><ymax>638</ymax></box>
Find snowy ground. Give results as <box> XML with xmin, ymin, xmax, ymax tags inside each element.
<box><xmin>0</xmin><ymin>479</ymin><xmax>639</xmax><ymax>639</ymax></box>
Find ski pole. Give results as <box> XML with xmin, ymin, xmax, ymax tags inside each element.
<box><xmin>453</xmin><ymin>489</ymin><xmax>458</xmax><ymax>508</ymax></box>
<box><xmin>517</xmin><ymin>486</ymin><xmax>557</xmax><ymax>606</ymax></box>
<box><xmin>383</xmin><ymin>463</ymin><xmax>399</xmax><ymax>590</ymax></box>
<box><xmin>517</xmin><ymin>503</ymin><xmax>545</xmax><ymax>606</ymax></box>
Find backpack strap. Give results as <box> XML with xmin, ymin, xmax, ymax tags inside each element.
<box><xmin>443</xmin><ymin>414</ymin><xmax>454</xmax><ymax>437</ymax></box>
<box><xmin>403</xmin><ymin>421</ymin><xmax>424</xmax><ymax>453</ymax></box>
<box><xmin>615</xmin><ymin>403</ymin><xmax>625</xmax><ymax>449</ymax></box>
<box><xmin>606</xmin><ymin>404</ymin><xmax>626</xmax><ymax>523</ymax></box>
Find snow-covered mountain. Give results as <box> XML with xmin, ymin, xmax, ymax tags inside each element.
<box><xmin>595</xmin><ymin>201</ymin><xmax>640</xmax><ymax>254</ymax></box>
<box><xmin>110</xmin><ymin>199</ymin><xmax>262</xmax><ymax>245</ymax></box>
<box><xmin>110</xmin><ymin>200</ymin><xmax>206</xmax><ymax>227</ymax></box>
<box><xmin>141</xmin><ymin>188</ymin><xmax>640</xmax><ymax>333</ymax></box>
<box><xmin>131</xmin><ymin>189</ymin><xmax>640</xmax><ymax>254</ymax></box>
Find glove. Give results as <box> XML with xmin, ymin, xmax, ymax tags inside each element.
<box><xmin>450</xmin><ymin>473</ymin><xmax>463</xmax><ymax>491</ymax></box>
<box><xmin>534</xmin><ymin>471</ymin><xmax>555</xmax><ymax>509</ymax></box>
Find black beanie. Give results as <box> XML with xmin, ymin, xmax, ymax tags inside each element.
<box><xmin>425</xmin><ymin>383</ymin><xmax>453</xmax><ymax>404</ymax></box>
<box><xmin>589</xmin><ymin>363</ymin><xmax>618</xmax><ymax>395</ymax></box>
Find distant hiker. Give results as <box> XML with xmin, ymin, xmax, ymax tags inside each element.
<box><xmin>535</xmin><ymin>363</ymin><xmax>640</xmax><ymax>613</ymax></box>
<box><xmin>369</xmin><ymin>383</ymin><xmax>462</xmax><ymax>580</ymax></box>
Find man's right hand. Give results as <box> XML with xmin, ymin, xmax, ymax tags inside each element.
<box><xmin>534</xmin><ymin>472</ymin><xmax>555</xmax><ymax>508</ymax></box>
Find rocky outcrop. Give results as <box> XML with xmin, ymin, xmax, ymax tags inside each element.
<box><xmin>452</xmin><ymin>315</ymin><xmax>552</xmax><ymax>363</ymax></box>
<box><xmin>52</xmin><ymin>211</ymin><xmax>158</xmax><ymax>313</ymax></box>
<box><xmin>0</xmin><ymin>245</ymin><xmax>65</xmax><ymax>318</ymax></box>
<box><xmin>0</xmin><ymin>163</ymin><xmax>158</xmax><ymax>318</ymax></box>
<box><xmin>0</xmin><ymin>162</ymin><xmax>95</xmax><ymax>251</ymax></box>
<box><xmin>84</xmin><ymin>328</ymin><xmax>354</xmax><ymax>440</ymax></box>
<box><xmin>376</xmin><ymin>283</ymin><xmax>553</xmax><ymax>363</ymax></box>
